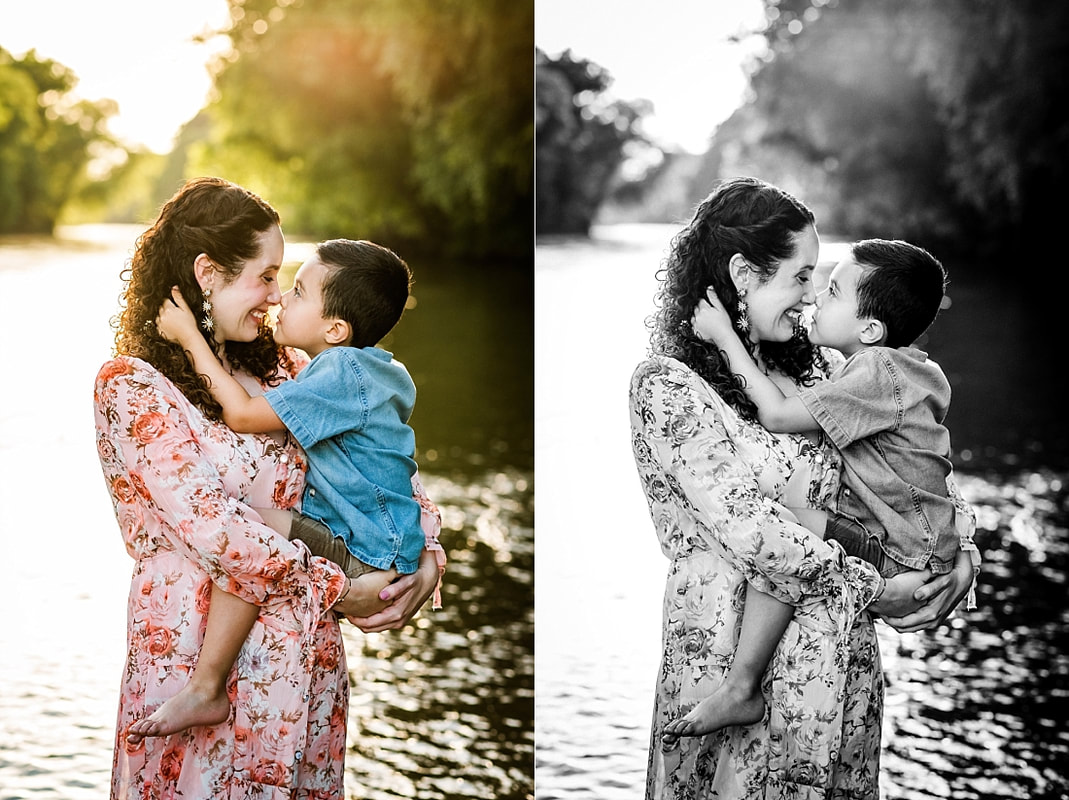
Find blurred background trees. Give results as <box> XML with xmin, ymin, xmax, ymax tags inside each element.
<box><xmin>1</xmin><ymin>0</ymin><xmax>533</xmax><ymax>260</ymax></box>
<box><xmin>0</xmin><ymin>47</ymin><xmax>114</xmax><ymax>234</ymax></box>
<box><xmin>535</xmin><ymin>48</ymin><xmax>650</xmax><ymax>235</ymax></box>
<box><xmin>538</xmin><ymin>0</ymin><xmax>1069</xmax><ymax>271</ymax></box>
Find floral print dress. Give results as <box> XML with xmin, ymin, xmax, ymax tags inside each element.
<box><xmin>94</xmin><ymin>355</ymin><xmax>440</xmax><ymax>799</ymax></box>
<box><xmin>630</xmin><ymin>355</ymin><xmax>888</xmax><ymax>800</ymax></box>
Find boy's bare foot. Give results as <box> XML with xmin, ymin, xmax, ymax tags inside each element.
<box><xmin>126</xmin><ymin>683</ymin><xmax>231</xmax><ymax>745</ymax></box>
<box><xmin>662</xmin><ymin>683</ymin><xmax>765</xmax><ymax>747</ymax></box>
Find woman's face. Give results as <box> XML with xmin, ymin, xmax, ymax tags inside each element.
<box><xmin>209</xmin><ymin>225</ymin><xmax>285</xmax><ymax>343</ymax></box>
<box><xmin>744</xmin><ymin>224</ymin><xmax>819</xmax><ymax>344</ymax></box>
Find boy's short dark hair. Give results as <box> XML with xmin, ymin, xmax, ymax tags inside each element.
<box><xmin>852</xmin><ymin>239</ymin><xmax>947</xmax><ymax>348</ymax></box>
<box><xmin>317</xmin><ymin>239</ymin><xmax>411</xmax><ymax>348</ymax></box>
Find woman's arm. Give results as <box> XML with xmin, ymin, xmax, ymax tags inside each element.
<box><xmin>156</xmin><ymin>289</ymin><xmax>284</xmax><ymax>433</ymax></box>
<box><xmin>95</xmin><ymin>360</ymin><xmax>345</xmax><ymax>613</ymax></box>
<box><xmin>631</xmin><ymin>358</ymin><xmax>883</xmax><ymax>611</ymax></box>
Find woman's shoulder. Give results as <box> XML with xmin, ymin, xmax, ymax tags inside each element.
<box><xmin>95</xmin><ymin>355</ymin><xmax>161</xmax><ymax>389</ymax></box>
<box><xmin>631</xmin><ymin>354</ymin><xmax>699</xmax><ymax>387</ymax></box>
<box><xmin>631</xmin><ymin>355</ymin><xmax>734</xmax><ymax>416</ymax></box>
<box><xmin>279</xmin><ymin>346</ymin><xmax>310</xmax><ymax>379</ymax></box>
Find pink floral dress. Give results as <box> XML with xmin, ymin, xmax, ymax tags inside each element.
<box><xmin>94</xmin><ymin>354</ymin><xmax>439</xmax><ymax>799</ymax></box>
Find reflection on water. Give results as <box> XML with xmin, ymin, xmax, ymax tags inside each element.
<box><xmin>535</xmin><ymin>225</ymin><xmax>1068</xmax><ymax>799</ymax></box>
<box><xmin>0</xmin><ymin>226</ymin><xmax>533</xmax><ymax>800</ymax></box>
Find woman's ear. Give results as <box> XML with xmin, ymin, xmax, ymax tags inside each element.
<box><xmin>728</xmin><ymin>253</ymin><xmax>750</xmax><ymax>293</ymax></box>
<box><xmin>193</xmin><ymin>253</ymin><xmax>215</xmax><ymax>291</ymax></box>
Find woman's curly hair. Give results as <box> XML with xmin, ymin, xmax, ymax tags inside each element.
<box><xmin>648</xmin><ymin>176</ymin><xmax>826</xmax><ymax>421</ymax></box>
<box><xmin>113</xmin><ymin>177</ymin><xmax>293</xmax><ymax>420</ymax></box>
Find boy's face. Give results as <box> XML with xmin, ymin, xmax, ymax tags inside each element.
<box><xmin>275</xmin><ymin>256</ymin><xmax>334</xmax><ymax>357</ymax></box>
<box><xmin>809</xmin><ymin>255</ymin><xmax>869</xmax><ymax>355</ymax></box>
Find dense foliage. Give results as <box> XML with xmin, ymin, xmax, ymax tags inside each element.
<box><xmin>535</xmin><ymin>48</ymin><xmax>651</xmax><ymax>235</ymax></box>
<box><xmin>0</xmin><ymin>47</ymin><xmax>115</xmax><ymax>233</ymax></box>
<box><xmin>194</xmin><ymin>0</ymin><xmax>533</xmax><ymax>259</ymax></box>
<box><xmin>708</xmin><ymin>0</ymin><xmax>1069</xmax><ymax>260</ymax></box>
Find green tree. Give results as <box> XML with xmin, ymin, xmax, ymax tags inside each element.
<box><xmin>535</xmin><ymin>48</ymin><xmax>651</xmax><ymax>235</ymax></box>
<box><xmin>0</xmin><ymin>47</ymin><xmax>115</xmax><ymax>233</ymax></box>
<box><xmin>195</xmin><ymin>0</ymin><xmax>532</xmax><ymax>259</ymax></box>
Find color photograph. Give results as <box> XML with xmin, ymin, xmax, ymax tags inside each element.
<box><xmin>0</xmin><ymin>2</ymin><xmax>532</xmax><ymax>798</ymax></box>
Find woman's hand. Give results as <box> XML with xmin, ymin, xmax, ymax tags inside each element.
<box><xmin>868</xmin><ymin>569</ymin><xmax>933</xmax><ymax>618</ymax></box>
<box><xmin>332</xmin><ymin>568</ymin><xmax>399</xmax><ymax>618</ymax></box>
<box><xmin>156</xmin><ymin>287</ymin><xmax>201</xmax><ymax>346</ymax></box>
<box><xmin>880</xmin><ymin>547</ymin><xmax>975</xmax><ymax>633</ymax></box>
<box><xmin>346</xmin><ymin>548</ymin><xmax>439</xmax><ymax>633</ymax></box>
<box><xmin>691</xmin><ymin>288</ymin><xmax>736</xmax><ymax>345</ymax></box>
<box><xmin>870</xmin><ymin>549</ymin><xmax>975</xmax><ymax>630</ymax></box>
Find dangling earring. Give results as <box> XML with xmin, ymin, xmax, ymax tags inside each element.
<box><xmin>736</xmin><ymin>289</ymin><xmax>750</xmax><ymax>333</ymax></box>
<box><xmin>201</xmin><ymin>289</ymin><xmax>215</xmax><ymax>332</ymax></box>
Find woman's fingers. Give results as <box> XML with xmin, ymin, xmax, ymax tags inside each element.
<box><xmin>912</xmin><ymin>569</ymin><xmax>954</xmax><ymax>602</ymax></box>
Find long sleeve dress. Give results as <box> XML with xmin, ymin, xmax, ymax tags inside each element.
<box><xmin>630</xmin><ymin>355</ymin><xmax>887</xmax><ymax>800</ymax></box>
<box><xmin>94</xmin><ymin>354</ymin><xmax>440</xmax><ymax>799</ymax></box>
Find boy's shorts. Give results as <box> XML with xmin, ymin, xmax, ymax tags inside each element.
<box><xmin>290</xmin><ymin>511</ymin><xmax>378</xmax><ymax>580</ymax></box>
<box><xmin>824</xmin><ymin>513</ymin><xmax>911</xmax><ymax>578</ymax></box>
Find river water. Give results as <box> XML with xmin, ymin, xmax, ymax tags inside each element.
<box><xmin>0</xmin><ymin>225</ymin><xmax>533</xmax><ymax>799</ymax></box>
<box><xmin>535</xmin><ymin>224</ymin><xmax>1068</xmax><ymax>799</ymax></box>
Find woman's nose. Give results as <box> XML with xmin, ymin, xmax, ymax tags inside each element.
<box><xmin>801</xmin><ymin>282</ymin><xmax>816</xmax><ymax>305</ymax></box>
<box><xmin>268</xmin><ymin>284</ymin><xmax>282</xmax><ymax>305</ymax></box>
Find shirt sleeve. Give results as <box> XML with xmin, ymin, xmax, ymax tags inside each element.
<box><xmin>412</xmin><ymin>471</ymin><xmax>446</xmax><ymax>609</ymax></box>
<box><xmin>266</xmin><ymin>349</ymin><xmax>367</xmax><ymax>447</ymax></box>
<box><xmin>633</xmin><ymin>360</ymin><xmax>884</xmax><ymax>613</ymax></box>
<box><xmin>798</xmin><ymin>349</ymin><xmax>899</xmax><ymax>448</ymax></box>
<box><xmin>95</xmin><ymin>360</ymin><xmax>346</xmax><ymax>613</ymax></box>
<box><xmin>947</xmin><ymin>472</ymin><xmax>981</xmax><ymax>610</ymax></box>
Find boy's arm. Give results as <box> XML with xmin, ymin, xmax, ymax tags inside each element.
<box><xmin>156</xmin><ymin>288</ymin><xmax>284</xmax><ymax>433</ymax></box>
<box><xmin>691</xmin><ymin>292</ymin><xmax>818</xmax><ymax>433</ymax></box>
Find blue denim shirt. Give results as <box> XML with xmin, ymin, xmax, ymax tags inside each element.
<box><xmin>798</xmin><ymin>346</ymin><xmax>957</xmax><ymax>573</ymax></box>
<box><xmin>266</xmin><ymin>346</ymin><xmax>422</xmax><ymax>573</ymax></box>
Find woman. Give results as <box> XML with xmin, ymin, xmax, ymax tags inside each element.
<box><xmin>629</xmin><ymin>177</ymin><xmax>977</xmax><ymax>798</ymax></box>
<box><xmin>94</xmin><ymin>177</ymin><xmax>442</xmax><ymax>798</ymax></box>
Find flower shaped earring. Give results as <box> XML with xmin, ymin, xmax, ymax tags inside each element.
<box><xmin>736</xmin><ymin>288</ymin><xmax>750</xmax><ymax>333</ymax></box>
<box><xmin>201</xmin><ymin>289</ymin><xmax>215</xmax><ymax>332</ymax></box>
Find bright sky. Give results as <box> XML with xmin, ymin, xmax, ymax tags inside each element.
<box><xmin>0</xmin><ymin>1</ymin><xmax>231</xmax><ymax>153</ymax></box>
<box><xmin>536</xmin><ymin>0</ymin><xmax>768</xmax><ymax>153</ymax></box>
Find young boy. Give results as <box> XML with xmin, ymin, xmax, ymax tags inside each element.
<box><xmin>664</xmin><ymin>238</ymin><xmax>961</xmax><ymax>743</ymax></box>
<box><xmin>129</xmin><ymin>238</ymin><xmax>424</xmax><ymax>742</ymax></box>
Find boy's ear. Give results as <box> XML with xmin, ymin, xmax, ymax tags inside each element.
<box><xmin>728</xmin><ymin>253</ymin><xmax>750</xmax><ymax>293</ymax></box>
<box><xmin>324</xmin><ymin>318</ymin><xmax>352</xmax><ymax>346</ymax></box>
<box><xmin>193</xmin><ymin>253</ymin><xmax>215</xmax><ymax>291</ymax></box>
<box><xmin>858</xmin><ymin>317</ymin><xmax>887</xmax><ymax>346</ymax></box>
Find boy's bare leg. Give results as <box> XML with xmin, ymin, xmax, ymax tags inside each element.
<box><xmin>788</xmin><ymin>506</ymin><xmax>830</xmax><ymax>538</ymax></box>
<box><xmin>256</xmin><ymin>506</ymin><xmax>294</xmax><ymax>538</ymax></box>
<box><xmin>127</xmin><ymin>585</ymin><xmax>258</xmax><ymax>744</ymax></box>
<box><xmin>663</xmin><ymin>585</ymin><xmax>793</xmax><ymax>745</ymax></box>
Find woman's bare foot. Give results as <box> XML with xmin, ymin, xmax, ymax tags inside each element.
<box><xmin>126</xmin><ymin>683</ymin><xmax>231</xmax><ymax>744</ymax></box>
<box><xmin>662</xmin><ymin>682</ymin><xmax>765</xmax><ymax>747</ymax></box>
